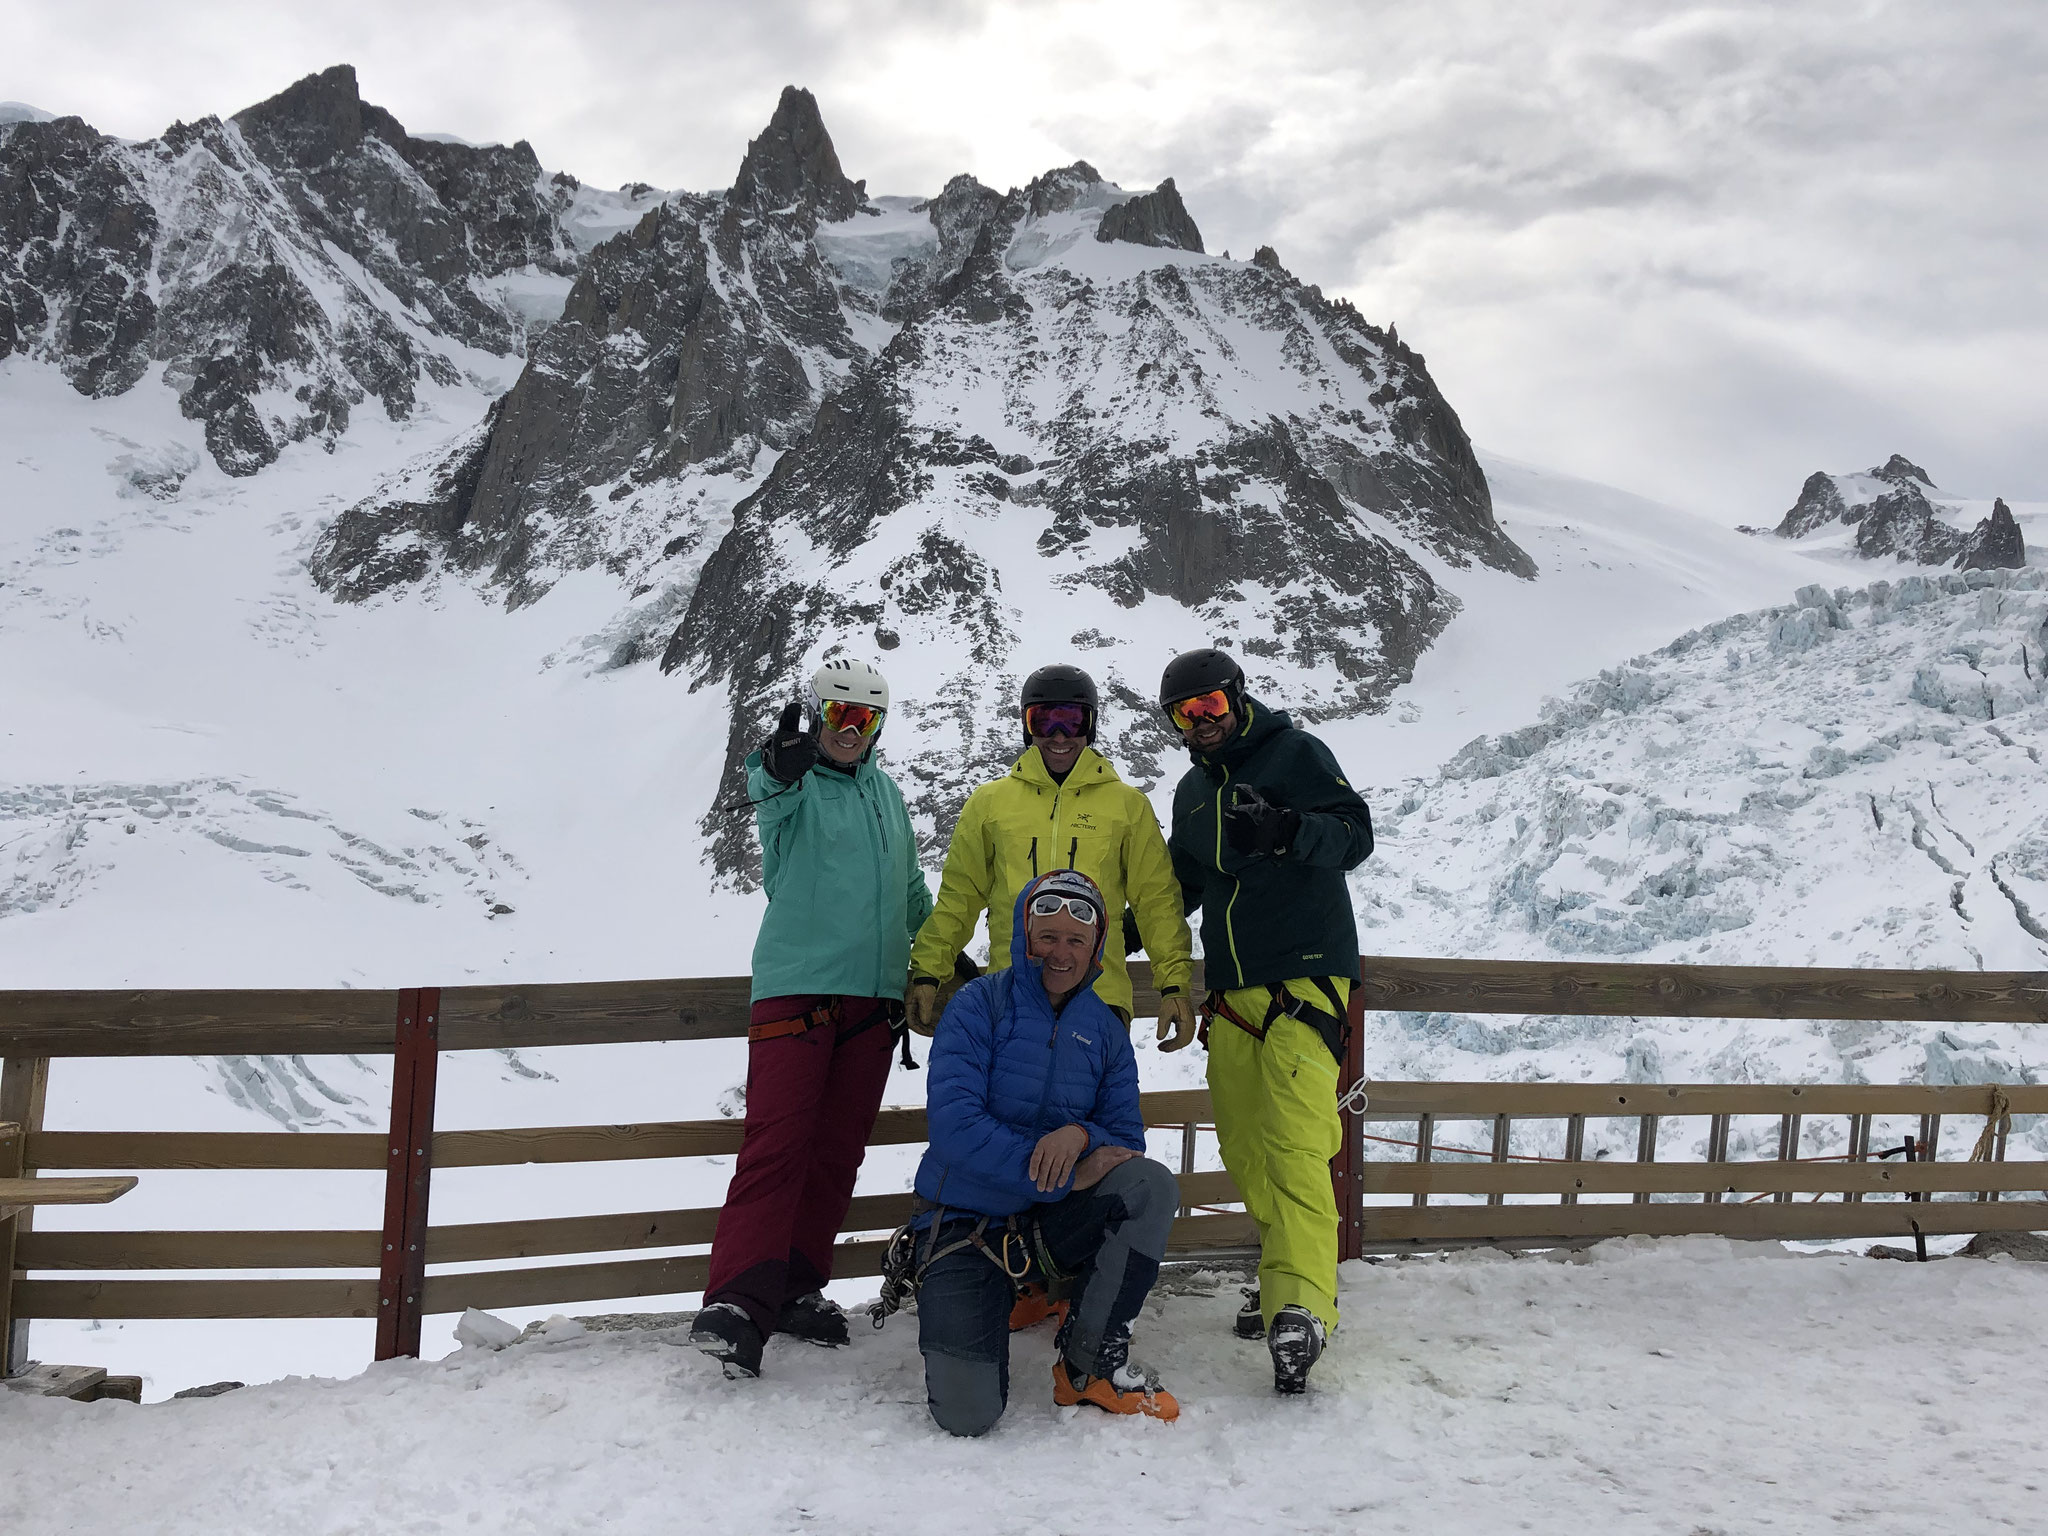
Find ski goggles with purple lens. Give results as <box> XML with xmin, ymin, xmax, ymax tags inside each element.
<box><xmin>1028</xmin><ymin>892</ymin><xmax>1100</xmax><ymax>927</ymax></box>
<box><xmin>1023</xmin><ymin>702</ymin><xmax>1091</xmax><ymax>739</ymax></box>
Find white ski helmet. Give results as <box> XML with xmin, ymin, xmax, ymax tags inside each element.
<box><xmin>808</xmin><ymin>657</ymin><xmax>891</xmax><ymax>743</ymax></box>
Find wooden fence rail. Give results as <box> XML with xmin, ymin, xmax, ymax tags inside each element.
<box><xmin>4</xmin><ymin>958</ymin><xmax>2045</xmax><ymax>1374</ymax></box>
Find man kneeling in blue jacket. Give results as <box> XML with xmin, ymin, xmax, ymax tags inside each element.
<box><xmin>911</xmin><ymin>869</ymin><xmax>1181</xmax><ymax>1433</ymax></box>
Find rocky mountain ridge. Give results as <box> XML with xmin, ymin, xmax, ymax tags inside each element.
<box><xmin>309</xmin><ymin>86</ymin><xmax>1525</xmax><ymax>878</ymax></box>
<box><xmin>0</xmin><ymin>65</ymin><xmax>655</xmax><ymax>478</ymax></box>
<box><xmin>1771</xmin><ymin>453</ymin><xmax>2025</xmax><ymax>569</ymax></box>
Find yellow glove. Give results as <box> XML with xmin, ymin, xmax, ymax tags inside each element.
<box><xmin>906</xmin><ymin>979</ymin><xmax>942</xmax><ymax>1037</ymax></box>
<box><xmin>1155</xmin><ymin>991</ymin><xmax>1199</xmax><ymax>1052</ymax></box>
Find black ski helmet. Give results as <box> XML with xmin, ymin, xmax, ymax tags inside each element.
<box><xmin>1020</xmin><ymin>664</ymin><xmax>1099</xmax><ymax>745</ymax></box>
<box><xmin>1158</xmin><ymin>647</ymin><xmax>1245</xmax><ymax>718</ymax></box>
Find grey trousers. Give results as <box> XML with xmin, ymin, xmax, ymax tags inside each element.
<box><xmin>917</xmin><ymin>1156</ymin><xmax>1178</xmax><ymax>1436</ymax></box>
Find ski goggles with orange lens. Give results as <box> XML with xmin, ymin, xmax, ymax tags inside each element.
<box><xmin>1023</xmin><ymin>702</ymin><xmax>1091</xmax><ymax>739</ymax></box>
<box><xmin>819</xmin><ymin>699</ymin><xmax>885</xmax><ymax>737</ymax></box>
<box><xmin>1165</xmin><ymin>688</ymin><xmax>1234</xmax><ymax>730</ymax></box>
<box><xmin>1029</xmin><ymin>892</ymin><xmax>1101</xmax><ymax>926</ymax></box>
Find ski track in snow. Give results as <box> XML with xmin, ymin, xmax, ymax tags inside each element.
<box><xmin>5</xmin><ymin>1242</ymin><xmax>2045</xmax><ymax>1534</ymax></box>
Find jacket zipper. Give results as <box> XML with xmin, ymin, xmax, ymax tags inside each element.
<box><xmin>1215</xmin><ymin>763</ymin><xmax>1245</xmax><ymax>988</ymax></box>
<box><xmin>1029</xmin><ymin>836</ymin><xmax>1038</xmax><ymax>877</ymax></box>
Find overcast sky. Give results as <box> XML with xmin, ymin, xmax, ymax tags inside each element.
<box><xmin>11</xmin><ymin>0</ymin><xmax>2044</xmax><ymax>522</ymax></box>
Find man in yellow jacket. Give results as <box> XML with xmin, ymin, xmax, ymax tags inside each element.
<box><xmin>907</xmin><ymin>665</ymin><xmax>1197</xmax><ymax>1042</ymax></box>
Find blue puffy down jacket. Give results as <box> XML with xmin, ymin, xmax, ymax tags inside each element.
<box><xmin>912</xmin><ymin>877</ymin><xmax>1146</xmax><ymax>1221</ymax></box>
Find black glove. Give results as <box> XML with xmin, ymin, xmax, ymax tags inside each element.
<box><xmin>760</xmin><ymin>702</ymin><xmax>818</xmax><ymax>785</ymax></box>
<box><xmin>1223</xmin><ymin>784</ymin><xmax>1301</xmax><ymax>858</ymax></box>
<box><xmin>1122</xmin><ymin>906</ymin><xmax>1144</xmax><ymax>956</ymax></box>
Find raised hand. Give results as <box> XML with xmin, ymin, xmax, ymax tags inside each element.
<box><xmin>760</xmin><ymin>701</ymin><xmax>818</xmax><ymax>785</ymax></box>
<box><xmin>1222</xmin><ymin>783</ymin><xmax>1301</xmax><ymax>858</ymax></box>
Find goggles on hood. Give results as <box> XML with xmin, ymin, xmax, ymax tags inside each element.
<box><xmin>1029</xmin><ymin>892</ymin><xmax>1101</xmax><ymax>928</ymax></box>
<box><xmin>819</xmin><ymin>699</ymin><xmax>885</xmax><ymax>737</ymax></box>
<box><xmin>1024</xmin><ymin>702</ymin><xmax>1091</xmax><ymax>740</ymax></box>
<box><xmin>1165</xmin><ymin>688</ymin><xmax>1234</xmax><ymax>731</ymax></box>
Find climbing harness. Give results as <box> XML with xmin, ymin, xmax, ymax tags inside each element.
<box><xmin>871</xmin><ymin>1201</ymin><xmax>1040</xmax><ymax>1331</ymax></box>
<box><xmin>1201</xmin><ymin>978</ymin><xmax>1352</xmax><ymax>1064</ymax></box>
<box><xmin>746</xmin><ymin>997</ymin><xmax>917</xmax><ymax>1071</ymax></box>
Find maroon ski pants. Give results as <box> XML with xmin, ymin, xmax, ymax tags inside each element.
<box><xmin>702</xmin><ymin>995</ymin><xmax>895</xmax><ymax>1336</ymax></box>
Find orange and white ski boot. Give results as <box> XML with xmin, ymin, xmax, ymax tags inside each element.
<box><xmin>1052</xmin><ymin>1358</ymin><xmax>1180</xmax><ymax>1421</ymax></box>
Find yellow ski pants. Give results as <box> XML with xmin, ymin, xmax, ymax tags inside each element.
<box><xmin>1206</xmin><ymin>978</ymin><xmax>1349</xmax><ymax>1332</ymax></box>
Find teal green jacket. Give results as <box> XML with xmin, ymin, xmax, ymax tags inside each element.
<box><xmin>747</xmin><ymin>749</ymin><xmax>934</xmax><ymax>1003</ymax></box>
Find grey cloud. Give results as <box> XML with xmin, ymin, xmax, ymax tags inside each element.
<box><xmin>5</xmin><ymin>0</ymin><xmax>2043</xmax><ymax>521</ymax></box>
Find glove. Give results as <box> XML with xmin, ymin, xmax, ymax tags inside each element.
<box><xmin>905</xmin><ymin>977</ymin><xmax>941</xmax><ymax>1036</ymax></box>
<box><xmin>760</xmin><ymin>702</ymin><xmax>818</xmax><ymax>785</ymax></box>
<box><xmin>1223</xmin><ymin>783</ymin><xmax>1301</xmax><ymax>858</ymax></box>
<box><xmin>1122</xmin><ymin>907</ymin><xmax>1144</xmax><ymax>956</ymax></box>
<box><xmin>1155</xmin><ymin>990</ymin><xmax>1198</xmax><ymax>1052</ymax></box>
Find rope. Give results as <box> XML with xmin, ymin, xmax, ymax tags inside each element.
<box><xmin>1969</xmin><ymin>1087</ymin><xmax>2013</xmax><ymax>1163</ymax></box>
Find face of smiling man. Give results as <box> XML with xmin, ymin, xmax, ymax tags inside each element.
<box><xmin>1177</xmin><ymin>704</ymin><xmax>1236</xmax><ymax>754</ymax></box>
<box><xmin>1027</xmin><ymin>906</ymin><xmax>1098</xmax><ymax>1002</ymax></box>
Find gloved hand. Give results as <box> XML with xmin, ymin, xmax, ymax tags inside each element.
<box><xmin>905</xmin><ymin>977</ymin><xmax>942</xmax><ymax>1036</ymax></box>
<box><xmin>1155</xmin><ymin>990</ymin><xmax>1199</xmax><ymax>1052</ymax></box>
<box><xmin>761</xmin><ymin>702</ymin><xmax>818</xmax><ymax>785</ymax></box>
<box><xmin>1223</xmin><ymin>783</ymin><xmax>1300</xmax><ymax>858</ymax></box>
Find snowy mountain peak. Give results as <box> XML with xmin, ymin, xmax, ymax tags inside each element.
<box><xmin>1872</xmin><ymin>452</ymin><xmax>1934</xmax><ymax>489</ymax></box>
<box><xmin>730</xmin><ymin>85</ymin><xmax>865</xmax><ymax>224</ymax></box>
<box><xmin>0</xmin><ymin>64</ymin><xmax>647</xmax><ymax>478</ymax></box>
<box><xmin>1773</xmin><ymin>456</ymin><xmax>2027</xmax><ymax>571</ymax></box>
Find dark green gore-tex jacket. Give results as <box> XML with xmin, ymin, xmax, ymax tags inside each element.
<box><xmin>1168</xmin><ymin>697</ymin><xmax>1374</xmax><ymax>990</ymax></box>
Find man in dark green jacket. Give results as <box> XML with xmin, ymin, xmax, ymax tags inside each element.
<box><xmin>1157</xmin><ymin>647</ymin><xmax>1373</xmax><ymax>1395</ymax></box>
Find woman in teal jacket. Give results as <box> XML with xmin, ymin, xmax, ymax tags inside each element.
<box><xmin>692</xmin><ymin>658</ymin><xmax>934</xmax><ymax>1379</ymax></box>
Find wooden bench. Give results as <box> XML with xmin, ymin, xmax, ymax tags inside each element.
<box><xmin>0</xmin><ymin>1176</ymin><xmax>137</xmax><ymax>1222</ymax></box>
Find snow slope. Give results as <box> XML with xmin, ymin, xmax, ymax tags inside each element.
<box><xmin>6</xmin><ymin>1241</ymin><xmax>2046</xmax><ymax>1534</ymax></box>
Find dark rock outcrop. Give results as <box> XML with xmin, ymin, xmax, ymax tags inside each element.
<box><xmin>1776</xmin><ymin>456</ymin><xmax>2021</xmax><ymax>571</ymax></box>
<box><xmin>1960</xmin><ymin>498</ymin><xmax>2026</xmax><ymax>571</ymax></box>
<box><xmin>730</xmin><ymin>86</ymin><xmax>863</xmax><ymax>222</ymax></box>
<box><xmin>1874</xmin><ymin>453</ymin><xmax>1933</xmax><ymax>487</ymax></box>
<box><xmin>1095</xmin><ymin>178</ymin><xmax>1204</xmax><ymax>253</ymax></box>
<box><xmin>313</xmin><ymin>88</ymin><xmax>865</xmax><ymax>608</ymax></box>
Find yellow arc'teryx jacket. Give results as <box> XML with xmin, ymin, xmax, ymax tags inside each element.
<box><xmin>910</xmin><ymin>745</ymin><xmax>1193</xmax><ymax>1017</ymax></box>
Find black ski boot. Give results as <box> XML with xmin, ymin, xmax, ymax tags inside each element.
<box><xmin>775</xmin><ymin>1290</ymin><xmax>849</xmax><ymax>1347</ymax></box>
<box><xmin>690</xmin><ymin>1301</ymin><xmax>764</xmax><ymax>1379</ymax></box>
<box><xmin>1268</xmin><ymin>1304</ymin><xmax>1325</xmax><ymax>1395</ymax></box>
<box><xmin>1234</xmin><ymin>1285</ymin><xmax>1264</xmax><ymax>1340</ymax></box>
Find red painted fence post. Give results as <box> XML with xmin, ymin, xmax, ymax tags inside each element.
<box><xmin>1331</xmin><ymin>973</ymin><xmax>1368</xmax><ymax>1263</ymax></box>
<box><xmin>375</xmin><ymin>987</ymin><xmax>441</xmax><ymax>1361</ymax></box>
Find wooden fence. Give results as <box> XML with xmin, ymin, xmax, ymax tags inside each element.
<box><xmin>3</xmin><ymin>958</ymin><xmax>2044</xmax><ymax>1375</ymax></box>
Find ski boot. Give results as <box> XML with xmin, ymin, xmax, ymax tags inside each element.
<box><xmin>1234</xmin><ymin>1284</ymin><xmax>1264</xmax><ymax>1340</ymax></box>
<box><xmin>1053</xmin><ymin>1358</ymin><xmax>1181</xmax><ymax>1421</ymax></box>
<box><xmin>775</xmin><ymin>1290</ymin><xmax>849</xmax><ymax>1347</ymax></box>
<box><xmin>1008</xmin><ymin>1281</ymin><xmax>1069</xmax><ymax>1332</ymax></box>
<box><xmin>689</xmin><ymin>1301</ymin><xmax>764</xmax><ymax>1379</ymax></box>
<box><xmin>1268</xmin><ymin>1304</ymin><xmax>1326</xmax><ymax>1395</ymax></box>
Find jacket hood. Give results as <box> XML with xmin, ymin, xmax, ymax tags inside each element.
<box><xmin>1010</xmin><ymin>744</ymin><xmax>1118</xmax><ymax>791</ymax></box>
<box><xmin>1009</xmin><ymin>870</ymin><xmax>1108</xmax><ymax>999</ymax></box>
<box><xmin>1193</xmin><ymin>694</ymin><xmax>1292</xmax><ymax>777</ymax></box>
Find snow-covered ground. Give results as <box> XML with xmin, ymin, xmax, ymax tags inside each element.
<box><xmin>7</xmin><ymin>1240</ymin><xmax>2046</xmax><ymax>1535</ymax></box>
